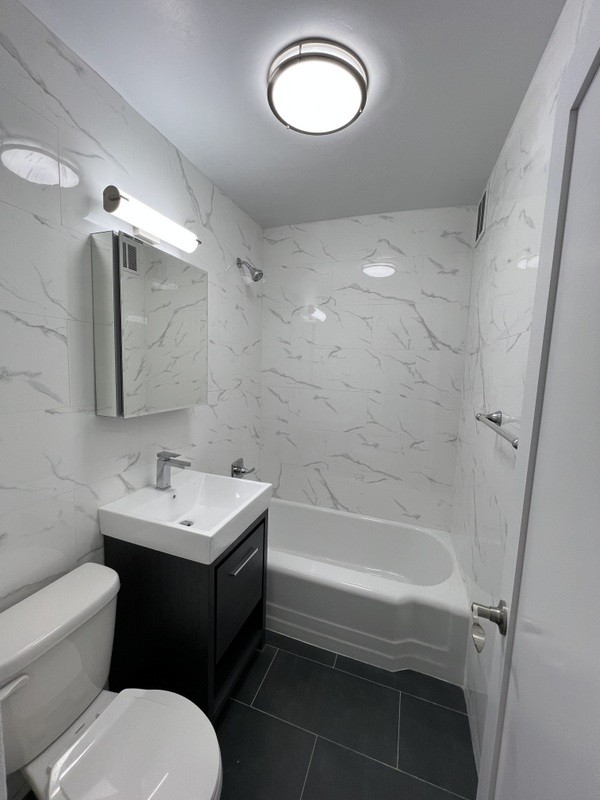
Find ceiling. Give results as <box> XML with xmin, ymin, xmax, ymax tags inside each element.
<box><xmin>20</xmin><ymin>0</ymin><xmax>566</xmax><ymax>228</ymax></box>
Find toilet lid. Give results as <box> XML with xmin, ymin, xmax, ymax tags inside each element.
<box><xmin>47</xmin><ymin>689</ymin><xmax>222</xmax><ymax>800</ymax></box>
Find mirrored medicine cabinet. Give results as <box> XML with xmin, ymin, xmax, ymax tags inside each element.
<box><xmin>91</xmin><ymin>231</ymin><xmax>208</xmax><ymax>418</ymax></box>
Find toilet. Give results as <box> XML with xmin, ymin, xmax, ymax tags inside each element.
<box><xmin>0</xmin><ymin>563</ymin><xmax>222</xmax><ymax>799</ymax></box>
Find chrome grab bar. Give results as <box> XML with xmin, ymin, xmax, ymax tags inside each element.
<box><xmin>475</xmin><ymin>410</ymin><xmax>519</xmax><ymax>449</ymax></box>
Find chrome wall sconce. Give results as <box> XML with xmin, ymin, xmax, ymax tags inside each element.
<box><xmin>103</xmin><ymin>185</ymin><xmax>200</xmax><ymax>253</ymax></box>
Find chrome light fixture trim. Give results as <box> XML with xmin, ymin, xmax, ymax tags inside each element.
<box><xmin>267</xmin><ymin>39</ymin><xmax>368</xmax><ymax>135</ymax></box>
<box><xmin>102</xmin><ymin>185</ymin><xmax>200</xmax><ymax>253</ymax></box>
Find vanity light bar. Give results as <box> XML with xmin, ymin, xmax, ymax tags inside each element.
<box><xmin>102</xmin><ymin>185</ymin><xmax>200</xmax><ymax>253</ymax></box>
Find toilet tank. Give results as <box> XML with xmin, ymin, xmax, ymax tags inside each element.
<box><xmin>0</xmin><ymin>563</ymin><xmax>120</xmax><ymax>774</ymax></box>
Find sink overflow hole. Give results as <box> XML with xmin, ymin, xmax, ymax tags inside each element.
<box><xmin>180</xmin><ymin>520</ymin><xmax>194</xmax><ymax>527</ymax></box>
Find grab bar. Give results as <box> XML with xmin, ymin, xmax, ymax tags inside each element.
<box><xmin>475</xmin><ymin>410</ymin><xmax>519</xmax><ymax>450</ymax></box>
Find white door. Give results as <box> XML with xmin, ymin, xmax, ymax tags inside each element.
<box><xmin>485</xmin><ymin>4</ymin><xmax>600</xmax><ymax>797</ymax></box>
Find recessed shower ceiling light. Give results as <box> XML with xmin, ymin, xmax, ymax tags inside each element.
<box><xmin>267</xmin><ymin>40</ymin><xmax>368</xmax><ymax>135</ymax></box>
<box><xmin>362</xmin><ymin>262</ymin><xmax>396</xmax><ymax>278</ymax></box>
<box><xmin>1</xmin><ymin>145</ymin><xmax>79</xmax><ymax>187</ymax></box>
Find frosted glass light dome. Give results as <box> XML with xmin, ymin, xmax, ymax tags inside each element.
<box><xmin>268</xmin><ymin>40</ymin><xmax>368</xmax><ymax>135</ymax></box>
<box><xmin>1</xmin><ymin>145</ymin><xmax>79</xmax><ymax>187</ymax></box>
<box><xmin>363</xmin><ymin>262</ymin><xmax>396</xmax><ymax>278</ymax></box>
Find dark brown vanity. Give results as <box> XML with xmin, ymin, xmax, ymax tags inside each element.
<box><xmin>104</xmin><ymin>511</ymin><xmax>268</xmax><ymax>720</ymax></box>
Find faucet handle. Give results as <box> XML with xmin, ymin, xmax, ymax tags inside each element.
<box><xmin>157</xmin><ymin>450</ymin><xmax>180</xmax><ymax>460</ymax></box>
<box><xmin>231</xmin><ymin>458</ymin><xmax>256</xmax><ymax>478</ymax></box>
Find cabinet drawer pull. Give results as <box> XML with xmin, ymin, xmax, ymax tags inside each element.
<box><xmin>230</xmin><ymin>547</ymin><xmax>259</xmax><ymax>577</ymax></box>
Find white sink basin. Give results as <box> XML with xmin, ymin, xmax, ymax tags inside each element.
<box><xmin>99</xmin><ymin>470</ymin><xmax>272</xmax><ymax>564</ymax></box>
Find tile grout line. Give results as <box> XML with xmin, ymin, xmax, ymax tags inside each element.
<box><xmin>269</xmin><ymin>633</ymin><xmax>467</xmax><ymax>692</ymax></box>
<box><xmin>298</xmin><ymin>735</ymin><xmax>318</xmax><ymax>800</ymax></box>
<box><xmin>231</xmin><ymin>698</ymin><xmax>470</xmax><ymax>799</ymax></box>
<box><xmin>396</xmin><ymin>692</ymin><xmax>402</xmax><ymax>770</ymax></box>
<box><xmin>250</xmin><ymin>647</ymin><xmax>279</xmax><ymax>706</ymax></box>
<box><xmin>268</xmin><ymin>635</ymin><xmax>466</xmax><ymax>714</ymax></box>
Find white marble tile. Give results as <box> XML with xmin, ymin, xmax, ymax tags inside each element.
<box><xmin>275</xmin><ymin>461</ymin><xmax>366</xmax><ymax>515</ymax></box>
<box><xmin>261</xmin><ymin>425</ymin><xmax>326</xmax><ymax>466</ymax></box>
<box><xmin>262</xmin><ymin>261</ymin><xmax>332</xmax><ymax>307</ymax></box>
<box><xmin>327</xmin><ymin>348</ymin><xmax>417</xmax><ymax>394</ymax></box>
<box><xmin>0</xmin><ymin>0</ymin><xmax>265</xmax><ymax>617</ymax></box>
<box><xmin>0</xmin><ymin>7</ymin><xmax>134</xmax><ymax>172</ymax></box>
<box><xmin>67</xmin><ymin>320</ymin><xmax>95</xmax><ymax>410</ymax></box>
<box><xmin>0</xmin><ymin>84</ymin><xmax>61</xmax><ymax>223</ymax></box>
<box><xmin>377</xmin><ymin>207</ymin><xmax>475</xmax><ymax>257</ymax></box>
<box><xmin>0</xmin><ymin>491</ymin><xmax>76</xmax><ymax>612</ymax></box>
<box><xmin>291</xmin><ymin>388</ymin><xmax>368</xmax><ymax>433</ymax></box>
<box><xmin>360</xmin><ymin>477</ymin><xmax>453</xmax><ymax>528</ymax></box>
<box><xmin>331</xmin><ymin>257</ymin><xmax>421</xmax><ymax>305</ymax></box>
<box><xmin>292</xmin><ymin>304</ymin><xmax>373</xmax><ymax>349</ymax></box>
<box><xmin>0</xmin><ymin>309</ymin><xmax>69</xmax><ymax>412</ymax></box>
<box><xmin>421</xmin><ymin>252</ymin><xmax>473</xmax><ymax>305</ymax></box>
<box><xmin>450</xmin><ymin>0</ymin><xmax>592</xmax><ymax>763</ymax></box>
<box><xmin>324</xmin><ymin>430</ymin><xmax>402</xmax><ymax>481</ymax></box>
<box><xmin>261</xmin><ymin>208</ymin><xmax>472</xmax><ymax>532</ymax></box>
<box><xmin>262</xmin><ymin>344</ymin><xmax>329</xmax><ymax>390</ymax></box>
<box><xmin>372</xmin><ymin>300</ymin><xmax>467</xmax><ymax>353</ymax></box>
<box><xmin>58</xmin><ymin>123</ymin><xmax>133</xmax><ymax>238</ymax></box>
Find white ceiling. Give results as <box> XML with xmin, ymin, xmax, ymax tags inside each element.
<box><xmin>20</xmin><ymin>0</ymin><xmax>566</xmax><ymax>228</ymax></box>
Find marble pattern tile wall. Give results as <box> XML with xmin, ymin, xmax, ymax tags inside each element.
<box><xmin>0</xmin><ymin>0</ymin><xmax>263</xmax><ymax>618</ymax></box>
<box><xmin>259</xmin><ymin>207</ymin><xmax>475</xmax><ymax>529</ymax></box>
<box><xmin>451</xmin><ymin>0</ymin><xmax>593</xmax><ymax>764</ymax></box>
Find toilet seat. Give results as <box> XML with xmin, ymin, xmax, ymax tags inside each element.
<box><xmin>46</xmin><ymin>688</ymin><xmax>222</xmax><ymax>800</ymax></box>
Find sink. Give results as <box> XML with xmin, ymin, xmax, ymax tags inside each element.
<box><xmin>99</xmin><ymin>470</ymin><xmax>272</xmax><ymax>564</ymax></box>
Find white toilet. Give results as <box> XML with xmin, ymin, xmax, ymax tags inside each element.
<box><xmin>0</xmin><ymin>563</ymin><xmax>222</xmax><ymax>799</ymax></box>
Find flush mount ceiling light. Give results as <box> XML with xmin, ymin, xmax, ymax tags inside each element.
<box><xmin>362</xmin><ymin>262</ymin><xmax>396</xmax><ymax>278</ymax></box>
<box><xmin>267</xmin><ymin>40</ymin><xmax>368</xmax><ymax>135</ymax></box>
<box><xmin>1</xmin><ymin>144</ymin><xmax>79</xmax><ymax>187</ymax></box>
<box><xmin>103</xmin><ymin>185</ymin><xmax>200</xmax><ymax>253</ymax></box>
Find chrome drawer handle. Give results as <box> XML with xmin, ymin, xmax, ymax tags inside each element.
<box><xmin>230</xmin><ymin>547</ymin><xmax>259</xmax><ymax>577</ymax></box>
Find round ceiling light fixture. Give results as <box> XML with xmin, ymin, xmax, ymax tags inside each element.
<box><xmin>267</xmin><ymin>39</ymin><xmax>368</xmax><ymax>135</ymax></box>
<box><xmin>362</xmin><ymin>262</ymin><xmax>396</xmax><ymax>278</ymax></box>
<box><xmin>0</xmin><ymin>144</ymin><xmax>79</xmax><ymax>187</ymax></box>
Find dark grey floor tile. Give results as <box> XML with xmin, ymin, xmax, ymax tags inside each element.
<box><xmin>265</xmin><ymin>630</ymin><xmax>336</xmax><ymax>666</ymax></box>
<box><xmin>395</xmin><ymin>671</ymin><xmax>467</xmax><ymax>714</ymax></box>
<box><xmin>216</xmin><ymin>700</ymin><xmax>315</xmax><ymax>800</ymax></box>
<box><xmin>334</xmin><ymin>655</ymin><xmax>400</xmax><ymax>689</ymax></box>
<box><xmin>230</xmin><ymin>645</ymin><xmax>277</xmax><ymax>704</ymax></box>
<box><xmin>254</xmin><ymin>650</ymin><xmax>399</xmax><ymax>765</ymax></box>
<box><xmin>398</xmin><ymin>695</ymin><xmax>478</xmax><ymax>799</ymax></box>
<box><xmin>335</xmin><ymin>657</ymin><xmax>467</xmax><ymax>713</ymax></box>
<box><xmin>303</xmin><ymin>738</ymin><xmax>462</xmax><ymax>800</ymax></box>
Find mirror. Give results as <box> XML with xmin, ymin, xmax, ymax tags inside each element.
<box><xmin>91</xmin><ymin>231</ymin><xmax>208</xmax><ymax>417</ymax></box>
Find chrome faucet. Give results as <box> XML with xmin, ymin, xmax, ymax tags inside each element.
<box><xmin>156</xmin><ymin>451</ymin><xmax>191</xmax><ymax>490</ymax></box>
<box><xmin>231</xmin><ymin>457</ymin><xmax>256</xmax><ymax>478</ymax></box>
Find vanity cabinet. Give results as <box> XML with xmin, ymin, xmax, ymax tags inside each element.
<box><xmin>104</xmin><ymin>511</ymin><xmax>267</xmax><ymax>720</ymax></box>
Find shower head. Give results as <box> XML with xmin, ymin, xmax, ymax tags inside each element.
<box><xmin>236</xmin><ymin>257</ymin><xmax>263</xmax><ymax>282</ymax></box>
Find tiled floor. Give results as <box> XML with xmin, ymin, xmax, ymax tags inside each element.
<box><xmin>22</xmin><ymin>631</ymin><xmax>477</xmax><ymax>800</ymax></box>
<box><xmin>218</xmin><ymin>631</ymin><xmax>478</xmax><ymax>800</ymax></box>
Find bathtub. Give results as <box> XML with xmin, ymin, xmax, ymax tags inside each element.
<box><xmin>266</xmin><ymin>499</ymin><xmax>469</xmax><ymax>685</ymax></box>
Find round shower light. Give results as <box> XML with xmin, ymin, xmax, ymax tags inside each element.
<box><xmin>362</xmin><ymin>262</ymin><xmax>396</xmax><ymax>278</ymax></box>
<box><xmin>0</xmin><ymin>145</ymin><xmax>79</xmax><ymax>187</ymax></box>
<box><xmin>267</xmin><ymin>40</ymin><xmax>368</xmax><ymax>135</ymax></box>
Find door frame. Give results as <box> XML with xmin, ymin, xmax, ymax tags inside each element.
<box><xmin>476</xmin><ymin>2</ymin><xmax>600</xmax><ymax>797</ymax></box>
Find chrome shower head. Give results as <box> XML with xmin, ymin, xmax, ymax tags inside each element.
<box><xmin>236</xmin><ymin>257</ymin><xmax>263</xmax><ymax>282</ymax></box>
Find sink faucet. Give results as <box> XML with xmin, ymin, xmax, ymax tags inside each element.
<box><xmin>156</xmin><ymin>451</ymin><xmax>191</xmax><ymax>490</ymax></box>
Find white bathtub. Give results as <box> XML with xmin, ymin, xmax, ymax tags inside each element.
<box><xmin>266</xmin><ymin>499</ymin><xmax>469</xmax><ymax>685</ymax></box>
